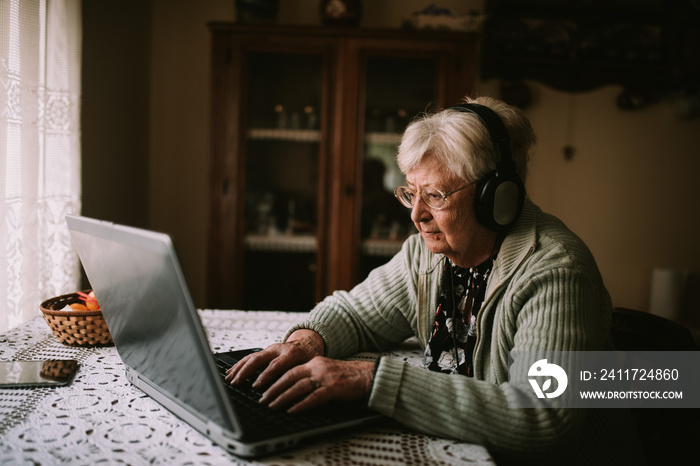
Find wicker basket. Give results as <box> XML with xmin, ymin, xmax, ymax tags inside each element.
<box><xmin>40</xmin><ymin>290</ymin><xmax>113</xmax><ymax>347</ymax></box>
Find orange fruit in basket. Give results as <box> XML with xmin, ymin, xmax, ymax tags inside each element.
<box><xmin>75</xmin><ymin>290</ymin><xmax>101</xmax><ymax>311</ymax></box>
<box><xmin>86</xmin><ymin>291</ymin><xmax>100</xmax><ymax>311</ymax></box>
<box><xmin>70</xmin><ymin>303</ymin><xmax>88</xmax><ymax>311</ymax></box>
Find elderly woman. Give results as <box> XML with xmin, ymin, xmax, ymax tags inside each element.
<box><xmin>226</xmin><ymin>96</ymin><xmax>641</xmax><ymax>464</ymax></box>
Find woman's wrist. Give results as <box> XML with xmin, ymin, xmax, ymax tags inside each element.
<box><xmin>286</xmin><ymin>329</ymin><xmax>325</xmax><ymax>357</ymax></box>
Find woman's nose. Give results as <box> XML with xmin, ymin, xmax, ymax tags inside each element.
<box><xmin>410</xmin><ymin>196</ymin><xmax>432</xmax><ymax>224</ymax></box>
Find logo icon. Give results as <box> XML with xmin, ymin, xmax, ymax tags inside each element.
<box><xmin>528</xmin><ymin>359</ymin><xmax>568</xmax><ymax>399</ymax></box>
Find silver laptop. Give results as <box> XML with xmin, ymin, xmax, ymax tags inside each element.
<box><xmin>66</xmin><ymin>214</ymin><xmax>382</xmax><ymax>458</ymax></box>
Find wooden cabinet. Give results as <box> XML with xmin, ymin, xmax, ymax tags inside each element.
<box><xmin>207</xmin><ymin>23</ymin><xmax>477</xmax><ymax>310</ymax></box>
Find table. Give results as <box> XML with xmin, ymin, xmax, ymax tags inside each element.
<box><xmin>0</xmin><ymin>310</ymin><xmax>494</xmax><ymax>465</ymax></box>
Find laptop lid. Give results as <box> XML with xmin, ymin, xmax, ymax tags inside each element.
<box><xmin>65</xmin><ymin>215</ymin><xmax>240</xmax><ymax>434</ymax></box>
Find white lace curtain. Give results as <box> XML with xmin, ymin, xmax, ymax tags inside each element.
<box><xmin>0</xmin><ymin>0</ymin><xmax>82</xmax><ymax>332</ymax></box>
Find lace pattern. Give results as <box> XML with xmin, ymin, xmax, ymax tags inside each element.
<box><xmin>0</xmin><ymin>0</ymin><xmax>83</xmax><ymax>333</ymax></box>
<box><xmin>0</xmin><ymin>310</ymin><xmax>494</xmax><ymax>465</ymax></box>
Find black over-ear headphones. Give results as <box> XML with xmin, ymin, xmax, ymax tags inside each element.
<box><xmin>448</xmin><ymin>103</ymin><xmax>525</xmax><ymax>231</ymax></box>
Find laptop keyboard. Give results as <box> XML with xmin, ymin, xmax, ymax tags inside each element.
<box><xmin>213</xmin><ymin>354</ymin><xmax>374</xmax><ymax>441</ymax></box>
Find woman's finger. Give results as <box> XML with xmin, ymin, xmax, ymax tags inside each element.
<box><xmin>264</xmin><ymin>375</ymin><xmax>323</xmax><ymax>410</ymax></box>
<box><xmin>227</xmin><ymin>342</ymin><xmax>312</xmax><ymax>387</ymax></box>
<box><xmin>227</xmin><ymin>330</ymin><xmax>324</xmax><ymax>387</ymax></box>
<box><xmin>226</xmin><ymin>346</ymin><xmax>278</xmax><ymax>384</ymax></box>
<box><xmin>252</xmin><ymin>343</ymin><xmax>315</xmax><ymax>388</ymax></box>
<box><xmin>287</xmin><ymin>383</ymin><xmax>328</xmax><ymax>413</ymax></box>
<box><xmin>258</xmin><ymin>363</ymin><xmax>308</xmax><ymax>405</ymax></box>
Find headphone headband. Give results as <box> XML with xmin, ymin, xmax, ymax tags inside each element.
<box><xmin>447</xmin><ymin>103</ymin><xmax>515</xmax><ymax>170</ymax></box>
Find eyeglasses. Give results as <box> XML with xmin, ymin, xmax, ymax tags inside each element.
<box><xmin>394</xmin><ymin>182</ymin><xmax>474</xmax><ymax>210</ymax></box>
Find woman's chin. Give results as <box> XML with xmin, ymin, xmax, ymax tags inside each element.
<box><xmin>422</xmin><ymin>233</ymin><xmax>446</xmax><ymax>252</ymax></box>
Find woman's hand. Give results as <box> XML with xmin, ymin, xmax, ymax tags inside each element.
<box><xmin>225</xmin><ymin>329</ymin><xmax>324</xmax><ymax>390</ymax></box>
<box><xmin>225</xmin><ymin>328</ymin><xmax>375</xmax><ymax>413</ymax></box>
<box><xmin>259</xmin><ymin>357</ymin><xmax>375</xmax><ymax>413</ymax></box>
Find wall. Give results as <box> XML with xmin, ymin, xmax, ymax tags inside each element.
<box><xmin>82</xmin><ymin>0</ymin><xmax>700</xmax><ymax>328</ymax></box>
<box><xmin>524</xmin><ymin>85</ymin><xmax>700</xmax><ymax>325</ymax></box>
<box><xmin>82</xmin><ymin>0</ymin><xmax>151</xmax><ymax>228</ymax></box>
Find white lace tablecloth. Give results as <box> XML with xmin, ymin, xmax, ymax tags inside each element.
<box><xmin>0</xmin><ymin>310</ymin><xmax>494</xmax><ymax>465</ymax></box>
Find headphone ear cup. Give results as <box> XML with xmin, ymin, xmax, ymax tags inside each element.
<box><xmin>475</xmin><ymin>170</ymin><xmax>525</xmax><ymax>231</ymax></box>
<box><xmin>474</xmin><ymin>172</ymin><xmax>498</xmax><ymax>230</ymax></box>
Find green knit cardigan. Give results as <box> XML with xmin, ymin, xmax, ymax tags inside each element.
<box><xmin>287</xmin><ymin>199</ymin><xmax>643</xmax><ymax>465</ymax></box>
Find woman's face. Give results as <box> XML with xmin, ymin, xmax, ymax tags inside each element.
<box><xmin>406</xmin><ymin>156</ymin><xmax>496</xmax><ymax>268</ymax></box>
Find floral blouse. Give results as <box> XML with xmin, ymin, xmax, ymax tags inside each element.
<box><xmin>424</xmin><ymin>257</ymin><xmax>493</xmax><ymax>377</ymax></box>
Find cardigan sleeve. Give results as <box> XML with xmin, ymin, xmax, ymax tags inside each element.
<box><xmin>284</xmin><ymin>234</ymin><xmax>424</xmax><ymax>358</ymax></box>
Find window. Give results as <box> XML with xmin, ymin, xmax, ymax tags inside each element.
<box><xmin>0</xmin><ymin>0</ymin><xmax>82</xmax><ymax>332</ymax></box>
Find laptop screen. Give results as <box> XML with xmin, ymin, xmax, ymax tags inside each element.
<box><xmin>66</xmin><ymin>216</ymin><xmax>236</xmax><ymax>430</ymax></box>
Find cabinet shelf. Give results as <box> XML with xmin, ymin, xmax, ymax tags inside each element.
<box><xmin>244</xmin><ymin>235</ymin><xmax>404</xmax><ymax>257</ymax></box>
<box><xmin>247</xmin><ymin>130</ymin><xmax>404</xmax><ymax>145</ymax></box>
<box><xmin>247</xmin><ymin>128</ymin><xmax>321</xmax><ymax>142</ymax></box>
<box><xmin>245</xmin><ymin>234</ymin><xmax>317</xmax><ymax>253</ymax></box>
<box><xmin>361</xmin><ymin>238</ymin><xmax>404</xmax><ymax>257</ymax></box>
<box><xmin>365</xmin><ymin>132</ymin><xmax>402</xmax><ymax>145</ymax></box>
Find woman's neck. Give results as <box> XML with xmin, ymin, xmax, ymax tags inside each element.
<box><xmin>448</xmin><ymin>229</ymin><xmax>500</xmax><ymax>269</ymax></box>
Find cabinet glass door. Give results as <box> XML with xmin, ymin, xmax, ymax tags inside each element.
<box><xmin>242</xmin><ymin>51</ymin><xmax>323</xmax><ymax>310</ymax></box>
<box><xmin>359</xmin><ymin>56</ymin><xmax>439</xmax><ymax>280</ymax></box>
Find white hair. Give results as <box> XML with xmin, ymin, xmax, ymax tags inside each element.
<box><xmin>397</xmin><ymin>96</ymin><xmax>536</xmax><ymax>183</ymax></box>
